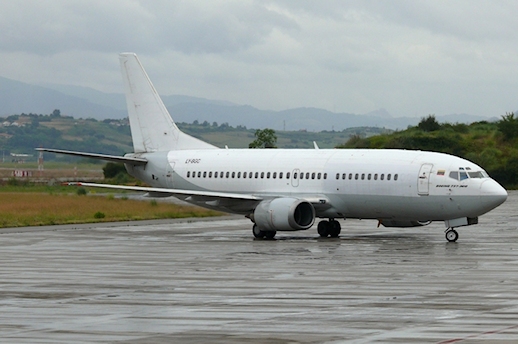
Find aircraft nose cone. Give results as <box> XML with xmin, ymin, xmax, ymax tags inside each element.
<box><xmin>480</xmin><ymin>179</ymin><xmax>508</xmax><ymax>210</ymax></box>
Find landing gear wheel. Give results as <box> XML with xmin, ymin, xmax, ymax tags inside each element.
<box><xmin>317</xmin><ymin>221</ymin><xmax>329</xmax><ymax>237</ymax></box>
<box><xmin>329</xmin><ymin>220</ymin><xmax>341</xmax><ymax>238</ymax></box>
<box><xmin>253</xmin><ymin>224</ymin><xmax>265</xmax><ymax>239</ymax></box>
<box><xmin>252</xmin><ymin>225</ymin><xmax>276</xmax><ymax>239</ymax></box>
<box><xmin>264</xmin><ymin>231</ymin><xmax>277</xmax><ymax>239</ymax></box>
<box><xmin>445</xmin><ymin>229</ymin><xmax>459</xmax><ymax>242</ymax></box>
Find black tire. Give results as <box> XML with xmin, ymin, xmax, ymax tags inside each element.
<box><xmin>253</xmin><ymin>225</ymin><xmax>265</xmax><ymax>239</ymax></box>
<box><xmin>317</xmin><ymin>221</ymin><xmax>329</xmax><ymax>237</ymax></box>
<box><xmin>264</xmin><ymin>231</ymin><xmax>277</xmax><ymax>239</ymax></box>
<box><xmin>445</xmin><ymin>229</ymin><xmax>459</xmax><ymax>242</ymax></box>
<box><xmin>329</xmin><ymin>220</ymin><xmax>341</xmax><ymax>237</ymax></box>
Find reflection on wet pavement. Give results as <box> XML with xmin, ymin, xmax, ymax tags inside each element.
<box><xmin>0</xmin><ymin>193</ymin><xmax>517</xmax><ymax>343</ymax></box>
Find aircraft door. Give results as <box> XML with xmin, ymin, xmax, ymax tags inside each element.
<box><xmin>291</xmin><ymin>168</ymin><xmax>300</xmax><ymax>187</ymax></box>
<box><xmin>418</xmin><ymin>163</ymin><xmax>433</xmax><ymax>196</ymax></box>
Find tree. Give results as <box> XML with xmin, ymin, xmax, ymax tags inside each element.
<box><xmin>103</xmin><ymin>162</ymin><xmax>127</xmax><ymax>179</ymax></box>
<box><xmin>497</xmin><ymin>112</ymin><xmax>518</xmax><ymax>141</ymax></box>
<box><xmin>249</xmin><ymin>128</ymin><xmax>277</xmax><ymax>148</ymax></box>
<box><xmin>417</xmin><ymin>114</ymin><xmax>441</xmax><ymax>132</ymax></box>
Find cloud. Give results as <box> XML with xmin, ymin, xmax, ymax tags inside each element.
<box><xmin>0</xmin><ymin>0</ymin><xmax>517</xmax><ymax>117</ymax></box>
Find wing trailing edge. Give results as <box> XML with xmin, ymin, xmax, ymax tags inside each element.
<box><xmin>68</xmin><ymin>182</ymin><xmax>262</xmax><ymax>200</ymax></box>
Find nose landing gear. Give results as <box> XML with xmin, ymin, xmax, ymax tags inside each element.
<box><xmin>445</xmin><ymin>228</ymin><xmax>459</xmax><ymax>242</ymax></box>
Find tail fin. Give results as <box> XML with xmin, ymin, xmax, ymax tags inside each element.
<box><xmin>119</xmin><ymin>53</ymin><xmax>217</xmax><ymax>152</ymax></box>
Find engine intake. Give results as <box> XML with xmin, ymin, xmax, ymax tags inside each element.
<box><xmin>254</xmin><ymin>198</ymin><xmax>315</xmax><ymax>231</ymax></box>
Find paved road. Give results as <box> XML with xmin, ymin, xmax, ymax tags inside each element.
<box><xmin>0</xmin><ymin>193</ymin><xmax>517</xmax><ymax>343</ymax></box>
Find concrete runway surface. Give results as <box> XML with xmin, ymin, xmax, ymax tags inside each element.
<box><xmin>1</xmin><ymin>192</ymin><xmax>518</xmax><ymax>343</ymax></box>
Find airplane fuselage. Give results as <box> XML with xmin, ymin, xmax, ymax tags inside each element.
<box><xmin>125</xmin><ymin>148</ymin><xmax>506</xmax><ymax>225</ymax></box>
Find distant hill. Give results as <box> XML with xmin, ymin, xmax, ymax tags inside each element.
<box><xmin>0</xmin><ymin>76</ymin><xmax>505</xmax><ymax>130</ymax></box>
<box><xmin>0</xmin><ymin>113</ymin><xmax>389</xmax><ymax>158</ymax></box>
<box><xmin>0</xmin><ymin>77</ymin><xmax>126</xmax><ymax>119</ymax></box>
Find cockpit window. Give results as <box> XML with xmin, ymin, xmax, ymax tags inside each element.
<box><xmin>449</xmin><ymin>171</ymin><xmax>458</xmax><ymax>180</ymax></box>
<box><xmin>449</xmin><ymin>168</ymin><xmax>488</xmax><ymax>181</ymax></box>
<box><xmin>468</xmin><ymin>171</ymin><xmax>487</xmax><ymax>178</ymax></box>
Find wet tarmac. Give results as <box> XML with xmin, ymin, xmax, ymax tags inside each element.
<box><xmin>1</xmin><ymin>192</ymin><xmax>518</xmax><ymax>343</ymax></box>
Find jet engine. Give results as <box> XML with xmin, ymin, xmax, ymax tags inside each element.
<box><xmin>253</xmin><ymin>198</ymin><xmax>315</xmax><ymax>231</ymax></box>
<box><xmin>379</xmin><ymin>220</ymin><xmax>431</xmax><ymax>228</ymax></box>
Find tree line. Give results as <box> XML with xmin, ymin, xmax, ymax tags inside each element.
<box><xmin>339</xmin><ymin>113</ymin><xmax>518</xmax><ymax>188</ymax></box>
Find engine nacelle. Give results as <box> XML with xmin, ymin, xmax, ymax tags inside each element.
<box><xmin>253</xmin><ymin>198</ymin><xmax>315</xmax><ymax>231</ymax></box>
<box><xmin>379</xmin><ymin>220</ymin><xmax>431</xmax><ymax>228</ymax></box>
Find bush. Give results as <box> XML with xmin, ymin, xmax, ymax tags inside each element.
<box><xmin>94</xmin><ymin>211</ymin><xmax>105</xmax><ymax>219</ymax></box>
<box><xmin>103</xmin><ymin>162</ymin><xmax>127</xmax><ymax>179</ymax></box>
<box><xmin>76</xmin><ymin>187</ymin><xmax>87</xmax><ymax>196</ymax></box>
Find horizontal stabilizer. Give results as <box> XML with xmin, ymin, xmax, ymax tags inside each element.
<box><xmin>36</xmin><ymin>148</ymin><xmax>147</xmax><ymax>165</ymax></box>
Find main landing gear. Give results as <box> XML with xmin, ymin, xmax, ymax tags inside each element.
<box><xmin>317</xmin><ymin>219</ymin><xmax>341</xmax><ymax>238</ymax></box>
<box><xmin>445</xmin><ymin>228</ymin><xmax>459</xmax><ymax>242</ymax></box>
<box><xmin>252</xmin><ymin>224</ymin><xmax>276</xmax><ymax>239</ymax></box>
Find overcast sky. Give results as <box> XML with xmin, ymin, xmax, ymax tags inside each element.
<box><xmin>1</xmin><ymin>0</ymin><xmax>517</xmax><ymax>118</ymax></box>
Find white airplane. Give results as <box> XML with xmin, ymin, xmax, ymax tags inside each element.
<box><xmin>38</xmin><ymin>53</ymin><xmax>508</xmax><ymax>242</ymax></box>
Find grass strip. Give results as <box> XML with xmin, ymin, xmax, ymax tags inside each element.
<box><xmin>0</xmin><ymin>192</ymin><xmax>222</xmax><ymax>228</ymax></box>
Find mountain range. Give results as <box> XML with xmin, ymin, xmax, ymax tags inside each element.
<box><xmin>0</xmin><ymin>76</ymin><xmax>504</xmax><ymax>131</ymax></box>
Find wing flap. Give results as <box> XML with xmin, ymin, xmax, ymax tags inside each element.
<box><xmin>69</xmin><ymin>182</ymin><xmax>261</xmax><ymax>201</ymax></box>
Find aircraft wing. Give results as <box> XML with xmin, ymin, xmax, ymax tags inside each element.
<box><xmin>69</xmin><ymin>182</ymin><xmax>263</xmax><ymax>213</ymax></box>
<box><xmin>67</xmin><ymin>182</ymin><xmax>332</xmax><ymax>215</ymax></box>
<box><xmin>36</xmin><ymin>148</ymin><xmax>147</xmax><ymax>165</ymax></box>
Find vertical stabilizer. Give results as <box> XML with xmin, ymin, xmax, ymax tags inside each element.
<box><xmin>119</xmin><ymin>53</ymin><xmax>217</xmax><ymax>152</ymax></box>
